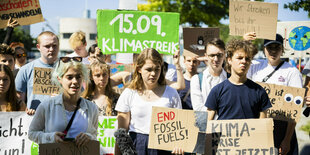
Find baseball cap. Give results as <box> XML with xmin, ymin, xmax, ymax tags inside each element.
<box><xmin>264</xmin><ymin>34</ymin><xmax>284</xmax><ymax>46</ymax></box>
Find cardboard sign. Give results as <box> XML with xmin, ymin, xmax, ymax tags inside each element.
<box><xmin>39</xmin><ymin>140</ymin><xmax>99</xmax><ymax>155</ymax></box>
<box><xmin>229</xmin><ymin>0</ymin><xmax>278</xmax><ymax>40</ymax></box>
<box><xmin>258</xmin><ymin>82</ymin><xmax>305</xmax><ymax>122</ymax></box>
<box><xmin>97</xmin><ymin>10</ymin><xmax>180</xmax><ymax>55</ymax></box>
<box><xmin>183</xmin><ymin>27</ymin><xmax>220</xmax><ymax>56</ymax></box>
<box><xmin>277</xmin><ymin>21</ymin><xmax>310</xmax><ymax>58</ymax></box>
<box><xmin>0</xmin><ymin>0</ymin><xmax>44</xmax><ymax>29</ymax></box>
<box><xmin>33</xmin><ymin>67</ymin><xmax>59</xmax><ymax>95</ymax></box>
<box><xmin>205</xmin><ymin>118</ymin><xmax>276</xmax><ymax>155</ymax></box>
<box><xmin>0</xmin><ymin>112</ymin><xmax>35</xmax><ymax>155</ymax></box>
<box><xmin>97</xmin><ymin>116</ymin><xmax>118</xmax><ymax>154</ymax></box>
<box><xmin>148</xmin><ymin>107</ymin><xmax>208</xmax><ymax>154</ymax></box>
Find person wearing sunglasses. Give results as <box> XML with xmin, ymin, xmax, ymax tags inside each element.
<box><xmin>15</xmin><ymin>31</ymin><xmax>60</xmax><ymax>115</ymax></box>
<box><xmin>14</xmin><ymin>46</ymin><xmax>27</xmax><ymax>69</ymax></box>
<box><xmin>67</xmin><ymin>31</ymin><xmax>90</xmax><ymax>64</ymax></box>
<box><xmin>29</xmin><ymin>58</ymin><xmax>98</xmax><ymax>148</ymax></box>
<box><xmin>245</xmin><ymin>33</ymin><xmax>302</xmax><ymax>155</ymax></box>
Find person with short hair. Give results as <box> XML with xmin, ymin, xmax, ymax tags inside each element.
<box><xmin>191</xmin><ymin>38</ymin><xmax>227</xmax><ymax>111</ymax></box>
<box><xmin>205</xmin><ymin>39</ymin><xmax>271</xmax><ymax>120</ymax></box>
<box><xmin>67</xmin><ymin>31</ymin><xmax>90</xmax><ymax>64</ymax></box>
<box><xmin>15</xmin><ymin>31</ymin><xmax>60</xmax><ymax>115</ymax></box>
<box><xmin>28</xmin><ymin>57</ymin><xmax>98</xmax><ymax>146</ymax></box>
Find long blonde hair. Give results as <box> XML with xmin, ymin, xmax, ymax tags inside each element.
<box><xmin>82</xmin><ymin>60</ymin><xmax>118</xmax><ymax>116</ymax></box>
<box><xmin>128</xmin><ymin>48</ymin><xmax>166</xmax><ymax>92</ymax></box>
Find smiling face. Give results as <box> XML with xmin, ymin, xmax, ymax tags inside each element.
<box><xmin>92</xmin><ymin>67</ymin><xmax>109</xmax><ymax>90</ymax></box>
<box><xmin>138</xmin><ymin>59</ymin><xmax>161</xmax><ymax>88</ymax></box>
<box><xmin>264</xmin><ymin>43</ymin><xmax>283</xmax><ymax>66</ymax></box>
<box><xmin>0</xmin><ymin>71</ymin><xmax>10</xmax><ymax>95</ymax></box>
<box><xmin>206</xmin><ymin>44</ymin><xmax>225</xmax><ymax>70</ymax></box>
<box><xmin>59</xmin><ymin>67</ymin><xmax>83</xmax><ymax>96</ymax></box>
<box><xmin>228</xmin><ymin>49</ymin><xmax>252</xmax><ymax>77</ymax></box>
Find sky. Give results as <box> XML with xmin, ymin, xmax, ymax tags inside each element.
<box><xmin>30</xmin><ymin>0</ymin><xmax>310</xmax><ymax>38</ymax></box>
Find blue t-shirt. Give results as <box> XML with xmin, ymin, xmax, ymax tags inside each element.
<box><xmin>205</xmin><ymin>79</ymin><xmax>272</xmax><ymax>120</ymax></box>
<box><xmin>177</xmin><ymin>79</ymin><xmax>193</xmax><ymax>110</ymax></box>
<box><xmin>15</xmin><ymin>59</ymin><xmax>55</xmax><ymax>109</ymax></box>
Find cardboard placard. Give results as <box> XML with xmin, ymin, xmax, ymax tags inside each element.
<box><xmin>258</xmin><ymin>82</ymin><xmax>305</xmax><ymax>122</ymax></box>
<box><xmin>205</xmin><ymin>118</ymin><xmax>276</xmax><ymax>155</ymax></box>
<box><xmin>33</xmin><ymin>67</ymin><xmax>59</xmax><ymax>95</ymax></box>
<box><xmin>277</xmin><ymin>21</ymin><xmax>310</xmax><ymax>58</ymax></box>
<box><xmin>39</xmin><ymin>140</ymin><xmax>99</xmax><ymax>155</ymax></box>
<box><xmin>229</xmin><ymin>0</ymin><xmax>278</xmax><ymax>40</ymax></box>
<box><xmin>97</xmin><ymin>116</ymin><xmax>118</xmax><ymax>154</ymax></box>
<box><xmin>0</xmin><ymin>0</ymin><xmax>44</xmax><ymax>29</ymax></box>
<box><xmin>183</xmin><ymin>27</ymin><xmax>220</xmax><ymax>56</ymax></box>
<box><xmin>97</xmin><ymin>10</ymin><xmax>180</xmax><ymax>55</ymax></box>
<box><xmin>0</xmin><ymin>112</ymin><xmax>34</xmax><ymax>155</ymax></box>
<box><xmin>148</xmin><ymin>107</ymin><xmax>208</xmax><ymax>154</ymax></box>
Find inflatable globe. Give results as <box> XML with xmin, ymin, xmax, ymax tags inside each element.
<box><xmin>288</xmin><ymin>26</ymin><xmax>310</xmax><ymax>51</ymax></box>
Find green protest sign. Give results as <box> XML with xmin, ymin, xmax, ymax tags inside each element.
<box><xmin>97</xmin><ymin>10</ymin><xmax>180</xmax><ymax>55</ymax></box>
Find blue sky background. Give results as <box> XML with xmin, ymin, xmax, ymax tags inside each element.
<box><xmin>30</xmin><ymin>0</ymin><xmax>309</xmax><ymax>38</ymax></box>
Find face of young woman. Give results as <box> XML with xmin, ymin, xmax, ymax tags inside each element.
<box><xmin>138</xmin><ymin>59</ymin><xmax>161</xmax><ymax>88</ymax></box>
<box><xmin>92</xmin><ymin>68</ymin><xmax>109</xmax><ymax>89</ymax></box>
<box><xmin>228</xmin><ymin>49</ymin><xmax>251</xmax><ymax>76</ymax></box>
<box><xmin>59</xmin><ymin>67</ymin><xmax>83</xmax><ymax>96</ymax></box>
<box><xmin>0</xmin><ymin>72</ymin><xmax>10</xmax><ymax>95</ymax></box>
<box><xmin>264</xmin><ymin>43</ymin><xmax>283</xmax><ymax>65</ymax></box>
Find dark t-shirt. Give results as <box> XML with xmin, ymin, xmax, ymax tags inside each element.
<box><xmin>177</xmin><ymin>79</ymin><xmax>193</xmax><ymax>110</ymax></box>
<box><xmin>205</xmin><ymin>79</ymin><xmax>272</xmax><ymax>120</ymax></box>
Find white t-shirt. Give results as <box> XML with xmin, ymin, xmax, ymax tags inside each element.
<box><xmin>190</xmin><ymin>67</ymin><xmax>227</xmax><ymax>111</ymax></box>
<box><xmin>247</xmin><ymin>60</ymin><xmax>302</xmax><ymax>88</ymax></box>
<box><xmin>166</xmin><ymin>63</ymin><xmax>177</xmax><ymax>81</ymax></box>
<box><xmin>66</xmin><ymin>52</ymin><xmax>90</xmax><ymax>65</ymax></box>
<box><xmin>115</xmin><ymin>86</ymin><xmax>182</xmax><ymax>134</ymax></box>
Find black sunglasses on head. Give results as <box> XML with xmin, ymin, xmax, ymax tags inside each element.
<box><xmin>59</xmin><ymin>57</ymin><xmax>83</xmax><ymax>63</ymax></box>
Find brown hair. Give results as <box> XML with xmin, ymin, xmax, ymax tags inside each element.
<box><xmin>0</xmin><ymin>44</ymin><xmax>15</xmax><ymax>56</ymax></box>
<box><xmin>206</xmin><ymin>38</ymin><xmax>226</xmax><ymax>51</ymax></box>
<box><xmin>225</xmin><ymin>39</ymin><xmax>258</xmax><ymax>73</ymax></box>
<box><xmin>0</xmin><ymin>64</ymin><xmax>18</xmax><ymax>111</ymax></box>
<box><xmin>82</xmin><ymin>60</ymin><xmax>119</xmax><ymax>116</ymax></box>
<box><xmin>37</xmin><ymin>31</ymin><xmax>59</xmax><ymax>45</ymax></box>
<box><xmin>128</xmin><ymin>48</ymin><xmax>166</xmax><ymax>91</ymax></box>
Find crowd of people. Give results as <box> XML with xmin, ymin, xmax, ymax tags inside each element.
<box><xmin>1</xmin><ymin>17</ymin><xmax>310</xmax><ymax>155</ymax></box>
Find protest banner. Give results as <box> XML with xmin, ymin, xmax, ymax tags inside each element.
<box><xmin>33</xmin><ymin>67</ymin><xmax>59</xmax><ymax>95</ymax></box>
<box><xmin>277</xmin><ymin>21</ymin><xmax>310</xmax><ymax>58</ymax></box>
<box><xmin>0</xmin><ymin>112</ymin><xmax>34</xmax><ymax>155</ymax></box>
<box><xmin>97</xmin><ymin>10</ymin><xmax>180</xmax><ymax>55</ymax></box>
<box><xmin>97</xmin><ymin>116</ymin><xmax>118</xmax><ymax>154</ymax></box>
<box><xmin>183</xmin><ymin>27</ymin><xmax>219</xmax><ymax>56</ymax></box>
<box><xmin>148</xmin><ymin>107</ymin><xmax>208</xmax><ymax>154</ymax></box>
<box><xmin>0</xmin><ymin>0</ymin><xmax>44</xmax><ymax>29</ymax></box>
<box><xmin>205</xmin><ymin>118</ymin><xmax>276</xmax><ymax>155</ymax></box>
<box><xmin>229</xmin><ymin>0</ymin><xmax>278</xmax><ymax>40</ymax></box>
<box><xmin>257</xmin><ymin>82</ymin><xmax>305</xmax><ymax>122</ymax></box>
<box><xmin>39</xmin><ymin>140</ymin><xmax>100</xmax><ymax>155</ymax></box>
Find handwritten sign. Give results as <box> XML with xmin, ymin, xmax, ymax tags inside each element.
<box><xmin>0</xmin><ymin>112</ymin><xmax>34</xmax><ymax>155</ymax></box>
<box><xmin>183</xmin><ymin>27</ymin><xmax>219</xmax><ymax>55</ymax></box>
<box><xmin>39</xmin><ymin>140</ymin><xmax>99</xmax><ymax>155</ymax></box>
<box><xmin>97</xmin><ymin>10</ymin><xmax>180</xmax><ymax>55</ymax></box>
<box><xmin>229</xmin><ymin>0</ymin><xmax>278</xmax><ymax>40</ymax></box>
<box><xmin>205</xmin><ymin>118</ymin><xmax>276</xmax><ymax>155</ymax></box>
<box><xmin>97</xmin><ymin>116</ymin><xmax>118</xmax><ymax>154</ymax></box>
<box><xmin>277</xmin><ymin>21</ymin><xmax>310</xmax><ymax>58</ymax></box>
<box><xmin>0</xmin><ymin>0</ymin><xmax>44</xmax><ymax>29</ymax></box>
<box><xmin>148</xmin><ymin>107</ymin><xmax>208</xmax><ymax>154</ymax></box>
<box><xmin>33</xmin><ymin>67</ymin><xmax>59</xmax><ymax>95</ymax></box>
<box><xmin>258</xmin><ymin>82</ymin><xmax>305</xmax><ymax>122</ymax></box>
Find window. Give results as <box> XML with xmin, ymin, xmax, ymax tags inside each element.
<box><xmin>90</xmin><ymin>33</ymin><xmax>97</xmax><ymax>40</ymax></box>
<box><xmin>63</xmin><ymin>33</ymin><xmax>72</xmax><ymax>39</ymax></box>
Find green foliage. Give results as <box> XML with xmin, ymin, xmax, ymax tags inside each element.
<box><xmin>284</xmin><ymin>0</ymin><xmax>310</xmax><ymax>18</ymax></box>
<box><xmin>300</xmin><ymin>121</ymin><xmax>310</xmax><ymax>133</ymax></box>
<box><xmin>0</xmin><ymin>27</ymin><xmax>35</xmax><ymax>51</ymax></box>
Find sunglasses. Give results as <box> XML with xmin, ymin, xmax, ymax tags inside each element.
<box><xmin>59</xmin><ymin>57</ymin><xmax>83</xmax><ymax>63</ymax></box>
<box><xmin>16</xmin><ymin>53</ymin><xmax>27</xmax><ymax>58</ymax></box>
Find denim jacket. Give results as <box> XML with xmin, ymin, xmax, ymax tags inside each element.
<box><xmin>28</xmin><ymin>94</ymin><xmax>98</xmax><ymax>144</ymax></box>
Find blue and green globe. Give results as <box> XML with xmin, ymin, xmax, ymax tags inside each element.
<box><xmin>288</xmin><ymin>26</ymin><xmax>310</xmax><ymax>51</ymax></box>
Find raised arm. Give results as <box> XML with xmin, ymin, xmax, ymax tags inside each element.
<box><xmin>167</xmin><ymin>50</ymin><xmax>185</xmax><ymax>90</ymax></box>
<box><xmin>3</xmin><ymin>17</ymin><xmax>19</xmax><ymax>45</ymax></box>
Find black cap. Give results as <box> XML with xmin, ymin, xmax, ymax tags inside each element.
<box><xmin>264</xmin><ymin>34</ymin><xmax>284</xmax><ymax>46</ymax></box>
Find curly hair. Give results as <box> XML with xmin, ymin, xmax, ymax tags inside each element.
<box><xmin>0</xmin><ymin>44</ymin><xmax>15</xmax><ymax>56</ymax></box>
<box><xmin>128</xmin><ymin>48</ymin><xmax>166</xmax><ymax>91</ymax></box>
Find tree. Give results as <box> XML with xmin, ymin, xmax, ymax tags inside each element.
<box><xmin>138</xmin><ymin>0</ymin><xmax>230</xmax><ymax>27</ymax></box>
<box><xmin>0</xmin><ymin>26</ymin><xmax>35</xmax><ymax>51</ymax></box>
<box><xmin>284</xmin><ymin>0</ymin><xmax>310</xmax><ymax>18</ymax></box>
